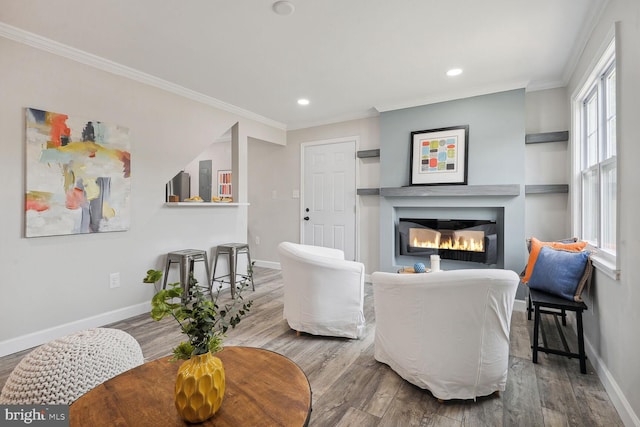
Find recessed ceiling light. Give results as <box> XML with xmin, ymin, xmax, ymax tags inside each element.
<box><xmin>297</xmin><ymin>98</ymin><xmax>310</xmax><ymax>106</ymax></box>
<box><xmin>446</xmin><ymin>68</ymin><xmax>463</xmax><ymax>77</ymax></box>
<box><xmin>273</xmin><ymin>1</ymin><xmax>295</xmax><ymax>16</ymax></box>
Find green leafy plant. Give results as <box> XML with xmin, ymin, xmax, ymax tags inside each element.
<box><xmin>143</xmin><ymin>269</ymin><xmax>253</xmax><ymax>361</ymax></box>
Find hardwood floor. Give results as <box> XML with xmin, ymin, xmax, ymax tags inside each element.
<box><xmin>0</xmin><ymin>267</ymin><xmax>623</xmax><ymax>426</ymax></box>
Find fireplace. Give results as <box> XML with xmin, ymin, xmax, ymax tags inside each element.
<box><xmin>398</xmin><ymin>218</ymin><xmax>498</xmax><ymax>265</ymax></box>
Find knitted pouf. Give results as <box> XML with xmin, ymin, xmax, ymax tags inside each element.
<box><xmin>0</xmin><ymin>328</ymin><xmax>144</xmax><ymax>405</ymax></box>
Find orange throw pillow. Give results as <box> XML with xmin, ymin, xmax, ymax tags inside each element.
<box><xmin>522</xmin><ymin>237</ymin><xmax>588</xmax><ymax>283</ymax></box>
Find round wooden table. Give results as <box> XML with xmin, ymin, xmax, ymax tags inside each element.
<box><xmin>70</xmin><ymin>346</ymin><xmax>311</xmax><ymax>426</ymax></box>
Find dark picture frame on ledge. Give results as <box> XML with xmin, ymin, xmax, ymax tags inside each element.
<box><xmin>410</xmin><ymin>125</ymin><xmax>469</xmax><ymax>185</ymax></box>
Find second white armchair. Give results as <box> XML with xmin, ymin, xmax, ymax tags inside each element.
<box><xmin>278</xmin><ymin>242</ymin><xmax>366</xmax><ymax>339</ymax></box>
<box><xmin>372</xmin><ymin>269</ymin><xmax>519</xmax><ymax>400</ymax></box>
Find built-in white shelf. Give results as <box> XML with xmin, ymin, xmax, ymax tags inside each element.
<box><xmin>380</xmin><ymin>184</ymin><xmax>520</xmax><ymax>197</ymax></box>
<box><xmin>165</xmin><ymin>202</ymin><xmax>249</xmax><ymax>207</ymax></box>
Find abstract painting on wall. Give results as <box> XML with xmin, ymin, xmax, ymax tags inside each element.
<box><xmin>410</xmin><ymin>125</ymin><xmax>469</xmax><ymax>186</ymax></box>
<box><xmin>25</xmin><ymin>107</ymin><xmax>131</xmax><ymax>237</ymax></box>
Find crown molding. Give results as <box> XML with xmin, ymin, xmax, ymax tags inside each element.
<box><xmin>374</xmin><ymin>81</ymin><xmax>528</xmax><ymax>113</ymax></box>
<box><xmin>525</xmin><ymin>79</ymin><xmax>566</xmax><ymax>93</ymax></box>
<box><xmin>286</xmin><ymin>108</ymin><xmax>380</xmax><ymax>131</ymax></box>
<box><xmin>560</xmin><ymin>0</ymin><xmax>611</xmax><ymax>87</ymax></box>
<box><xmin>0</xmin><ymin>22</ymin><xmax>287</xmax><ymax>131</ymax></box>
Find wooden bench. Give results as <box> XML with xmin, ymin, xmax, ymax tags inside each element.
<box><xmin>527</xmin><ymin>287</ymin><xmax>588</xmax><ymax>374</ymax></box>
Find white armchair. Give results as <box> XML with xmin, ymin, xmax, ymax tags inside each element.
<box><xmin>278</xmin><ymin>242</ymin><xmax>365</xmax><ymax>339</ymax></box>
<box><xmin>371</xmin><ymin>269</ymin><xmax>519</xmax><ymax>400</ymax></box>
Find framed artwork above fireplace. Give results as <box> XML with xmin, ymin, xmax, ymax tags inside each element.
<box><xmin>410</xmin><ymin>125</ymin><xmax>469</xmax><ymax>186</ymax></box>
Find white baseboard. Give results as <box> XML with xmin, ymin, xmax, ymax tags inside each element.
<box><xmin>1</xmin><ymin>260</ymin><xmax>275</xmax><ymax>358</ymax></box>
<box><xmin>0</xmin><ymin>302</ymin><xmax>150</xmax><ymax>358</ymax></box>
<box><xmin>520</xmin><ymin>295</ymin><xmax>637</xmax><ymax>425</ymax></box>
<box><xmin>4</xmin><ymin>276</ymin><xmax>635</xmax><ymax>427</ymax></box>
<box><xmin>516</xmin><ymin>299</ymin><xmax>637</xmax><ymax>424</ymax></box>
<box><xmin>546</xmin><ymin>312</ymin><xmax>640</xmax><ymax>426</ymax></box>
<box><xmin>584</xmin><ymin>336</ymin><xmax>640</xmax><ymax>427</ymax></box>
<box><xmin>254</xmin><ymin>259</ymin><xmax>281</xmax><ymax>270</ymax></box>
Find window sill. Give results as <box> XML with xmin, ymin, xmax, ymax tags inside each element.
<box><xmin>590</xmin><ymin>252</ymin><xmax>620</xmax><ymax>280</ymax></box>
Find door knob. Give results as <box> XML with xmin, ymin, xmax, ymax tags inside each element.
<box><xmin>304</xmin><ymin>216</ymin><xmax>310</xmax><ymax>221</ymax></box>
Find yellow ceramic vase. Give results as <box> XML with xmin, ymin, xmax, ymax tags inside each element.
<box><xmin>174</xmin><ymin>352</ymin><xmax>225</xmax><ymax>423</ymax></box>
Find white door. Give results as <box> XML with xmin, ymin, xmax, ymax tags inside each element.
<box><xmin>301</xmin><ymin>139</ymin><xmax>357</xmax><ymax>260</ymax></box>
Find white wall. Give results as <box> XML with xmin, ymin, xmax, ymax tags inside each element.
<box><xmin>248</xmin><ymin>117</ymin><xmax>380</xmax><ymax>273</ymax></box>
<box><xmin>566</xmin><ymin>0</ymin><xmax>640</xmax><ymax>425</ymax></box>
<box><xmin>0</xmin><ymin>37</ymin><xmax>284</xmax><ymax>355</ymax></box>
<box><xmin>249</xmin><ymin>88</ymin><xmax>572</xmax><ymax>282</ymax></box>
<box><xmin>524</xmin><ymin>88</ymin><xmax>571</xmax><ymax>240</ymax></box>
<box><xmin>3</xmin><ymin>5</ymin><xmax>638</xmax><ymax>420</ymax></box>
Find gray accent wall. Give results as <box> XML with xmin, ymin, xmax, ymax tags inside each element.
<box><xmin>380</xmin><ymin>89</ymin><xmax>526</xmax><ymax>188</ymax></box>
<box><xmin>378</xmin><ymin>90</ymin><xmax>527</xmax><ymax>297</ymax></box>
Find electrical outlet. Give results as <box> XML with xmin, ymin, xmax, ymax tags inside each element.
<box><xmin>255</xmin><ymin>236</ymin><xmax>261</xmax><ymax>245</ymax></box>
<box><xmin>109</xmin><ymin>272</ymin><xmax>121</xmax><ymax>288</ymax></box>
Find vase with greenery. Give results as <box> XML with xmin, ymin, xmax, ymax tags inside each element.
<box><xmin>143</xmin><ymin>270</ymin><xmax>253</xmax><ymax>423</ymax></box>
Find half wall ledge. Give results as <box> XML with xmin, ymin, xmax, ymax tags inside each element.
<box><xmin>380</xmin><ymin>185</ymin><xmax>520</xmax><ymax>197</ymax></box>
<box><xmin>164</xmin><ymin>202</ymin><xmax>250</xmax><ymax>207</ymax></box>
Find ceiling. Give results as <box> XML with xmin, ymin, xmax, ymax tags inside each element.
<box><xmin>0</xmin><ymin>0</ymin><xmax>605</xmax><ymax>130</ymax></box>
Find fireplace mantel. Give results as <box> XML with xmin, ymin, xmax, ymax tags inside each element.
<box><xmin>380</xmin><ymin>184</ymin><xmax>520</xmax><ymax>197</ymax></box>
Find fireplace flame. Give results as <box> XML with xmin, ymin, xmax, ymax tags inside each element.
<box><xmin>410</xmin><ymin>229</ymin><xmax>485</xmax><ymax>252</ymax></box>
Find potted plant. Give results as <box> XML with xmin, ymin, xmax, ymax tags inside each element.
<box><xmin>143</xmin><ymin>270</ymin><xmax>253</xmax><ymax>423</ymax></box>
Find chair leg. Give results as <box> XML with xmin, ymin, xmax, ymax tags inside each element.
<box><xmin>529</xmin><ymin>289</ymin><xmax>589</xmax><ymax>374</ymax></box>
<box><xmin>162</xmin><ymin>259</ymin><xmax>172</xmax><ymax>290</ymax></box>
<box><xmin>202</xmin><ymin>253</ymin><xmax>212</xmax><ymax>294</ymax></box>
<box><xmin>229</xmin><ymin>249</ymin><xmax>237</xmax><ymax>299</ymax></box>
<box><xmin>527</xmin><ymin>291</ymin><xmax>532</xmax><ymax>320</ymax></box>
<box><xmin>180</xmin><ymin>258</ymin><xmax>191</xmax><ymax>302</ymax></box>
<box><xmin>532</xmin><ymin>303</ymin><xmax>541</xmax><ymax>364</ymax></box>
<box><xmin>211</xmin><ymin>248</ymin><xmax>220</xmax><ymax>288</ymax></box>
<box><xmin>577</xmin><ymin>309</ymin><xmax>587</xmax><ymax>374</ymax></box>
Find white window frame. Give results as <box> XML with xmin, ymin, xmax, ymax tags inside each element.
<box><xmin>571</xmin><ymin>33</ymin><xmax>619</xmax><ymax>280</ymax></box>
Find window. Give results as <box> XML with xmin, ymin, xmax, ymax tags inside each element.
<box><xmin>572</xmin><ymin>37</ymin><xmax>618</xmax><ymax>278</ymax></box>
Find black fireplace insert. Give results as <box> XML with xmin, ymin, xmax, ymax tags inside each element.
<box><xmin>398</xmin><ymin>218</ymin><xmax>498</xmax><ymax>264</ymax></box>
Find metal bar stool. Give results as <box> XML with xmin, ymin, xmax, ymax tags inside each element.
<box><xmin>162</xmin><ymin>249</ymin><xmax>212</xmax><ymax>301</ymax></box>
<box><xmin>211</xmin><ymin>243</ymin><xmax>255</xmax><ymax>298</ymax></box>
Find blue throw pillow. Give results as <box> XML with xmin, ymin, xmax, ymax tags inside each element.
<box><xmin>528</xmin><ymin>246</ymin><xmax>590</xmax><ymax>301</ymax></box>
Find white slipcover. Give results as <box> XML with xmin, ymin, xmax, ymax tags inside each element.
<box><xmin>371</xmin><ymin>269</ymin><xmax>519</xmax><ymax>400</ymax></box>
<box><xmin>278</xmin><ymin>242</ymin><xmax>366</xmax><ymax>339</ymax></box>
